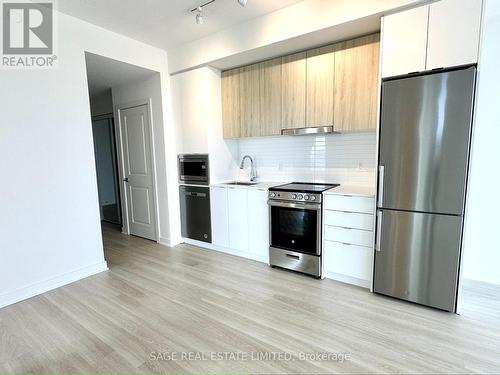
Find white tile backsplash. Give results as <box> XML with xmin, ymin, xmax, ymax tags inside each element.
<box><xmin>237</xmin><ymin>132</ymin><xmax>377</xmax><ymax>187</ymax></box>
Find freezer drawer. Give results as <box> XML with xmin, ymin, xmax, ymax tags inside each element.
<box><xmin>379</xmin><ymin>67</ymin><xmax>476</xmax><ymax>215</ymax></box>
<box><xmin>373</xmin><ymin>210</ymin><xmax>462</xmax><ymax>312</ymax></box>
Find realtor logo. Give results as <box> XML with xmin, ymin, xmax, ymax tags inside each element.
<box><xmin>1</xmin><ymin>0</ymin><xmax>57</xmax><ymax>68</ymax></box>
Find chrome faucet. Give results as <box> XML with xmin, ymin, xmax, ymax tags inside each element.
<box><xmin>240</xmin><ymin>155</ymin><xmax>257</xmax><ymax>181</ymax></box>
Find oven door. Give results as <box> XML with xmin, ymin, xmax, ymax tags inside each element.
<box><xmin>269</xmin><ymin>200</ymin><xmax>322</xmax><ymax>256</ymax></box>
<box><xmin>178</xmin><ymin>156</ymin><xmax>209</xmax><ymax>184</ymax></box>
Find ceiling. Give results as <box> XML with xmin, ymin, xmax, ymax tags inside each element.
<box><xmin>56</xmin><ymin>0</ymin><xmax>303</xmax><ymax>51</ymax></box>
<box><xmin>85</xmin><ymin>52</ymin><xmax>157</xmax><ymax>97</ymax></box>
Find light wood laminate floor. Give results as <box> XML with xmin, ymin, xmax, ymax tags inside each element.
<box><xmin>1</xmin><ymin>225</ymin><xmax>499</xmax><ymax>374</ymax></box>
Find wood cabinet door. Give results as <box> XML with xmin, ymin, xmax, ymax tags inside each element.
<box><xmin>334</xmin><ymin>34</ymin><xmax>380</xmax><ymax>132</ymax></box>
<box><xmin>426</xmin><ymin>0</ymin><xmax>482</xmax><ymax>70</ymax></box>
<box><xmin>239</xmin><ymin>63</ymin><xmax>260</xmax><ymax>137</ymax></box>
<box><xmin>259</xmin><ymin>58</ymin><xmax>282</xmax><ymax>136</ymax></box>
<box><xmin>306</xmin><ymin>45</ymin><xmax>335</xmax><ymax>127</ymax></box>
<box><xmin>281</xmin><ymin>52</ymin><xmax>306</xmax><ymax>130</ymax></box>
<box><xmin>221</xmin><ymin>68</ymin><xmax>241</xmax><ymax>138</ymax></box>
<box><xmin>381</xmin><ymin>5</ymin><xmax>428</xmax><ymax>78</ymax></box>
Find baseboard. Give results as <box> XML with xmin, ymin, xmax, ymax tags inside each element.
<box><xmin>158</xmin><ymin>236</ymin><xmax>171</xmax><ymax>247</ymax></box>
<box><xmin>0</xmin><ymin>261</ymin><xmax>109</xmax><ymax>309</ymax></box>
<box><xmin>183</xmin><ymin>238</ymin><xmax>268</xmax><ymax>264</ymax></box>
<box><xmin>324</xmin><ymin>271</ymin><xmax>370</xmax><ymax>289</ymax></box>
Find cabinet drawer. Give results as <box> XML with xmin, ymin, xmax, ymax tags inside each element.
<box><xmin>324</xmin><ymin>225</ymin><xmax>373</xmax><ymax>248</ymax></box>
<box><xmin>323</xmin><ymin>194</ymin><xmax>375</xmax><ymax>214</ymax></box>
<box><xmin>323</xmin><ymin>240</ymin><xmax>373</xmax><ymax>281</ymax></box>
<box><xmin>324</xmin><ymin>211</ymin><xmax>373</xmax><ymax>231</ymax></box>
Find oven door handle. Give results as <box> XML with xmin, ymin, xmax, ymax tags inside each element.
<box><xmin>267</xmin><ymin>201</ymin><xmax>321</xmax><ymax>210</ymax></box>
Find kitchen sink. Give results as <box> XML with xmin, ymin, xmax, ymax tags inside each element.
<box><xmin>226</xmin><ymin>181</ymin><xmax>259</xmax><ymax>186</ymax></box>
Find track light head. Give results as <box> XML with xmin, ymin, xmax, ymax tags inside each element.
<box><xmin>195</xmin><ymin>11</ymin><xmax>203</xmax><ymax>24</ymax></box>
<box><xmin>237</xmin><ymin>0</ymin><xmax>248</xmax><ymax>6</ymax></box>
<box><xmin>195</xmin><ymin>7</ymin><xmax>204</xmax><ymax>24</ymax></box>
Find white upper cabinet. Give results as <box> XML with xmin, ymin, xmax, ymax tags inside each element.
<box><xmin>381</xmin><ymin>0</ymin><xmax>483</xmax><ymax>78</ymax></box>
<box><xmin>381</xmin><ymin>5</ymin><xmax>429</xmax><ymax>78</ymax></box>
<box><xmin>426</xmin><ymin>0</ymin><xmax>483</xmax><ymax>70</ymax></box>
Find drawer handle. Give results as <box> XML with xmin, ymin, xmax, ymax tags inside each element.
<box><xmin>286</xmin><ymin>254</ymin><xmax>300</xmax><ymax>260</ymax></box>
<box><xmin>342</xmin><ymin>227</ymin><xmax>353</xmax><ymax>230</ymax></box>
<box><xmin>341</xmin><ymin>242</ymin><xmax>352</xmax><ymax>246</ymax></box>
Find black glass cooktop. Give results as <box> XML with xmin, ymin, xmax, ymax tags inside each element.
<box><xmin>270</xmin><ymin>182</ymin><xmax>340</xmax><ymax>193</ymax></box>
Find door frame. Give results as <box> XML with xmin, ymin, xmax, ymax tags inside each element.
<box><xmin>114</xmin><ymin>98</ymin><xmax>160</xmax><ymax>243</ymax></box>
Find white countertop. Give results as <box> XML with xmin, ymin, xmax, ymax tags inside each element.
<box><xmin>323</xmin><ymin>185</ymin><xmax>376</xmax><ymax>197</ymax></box>
<box><xmin>212</xmin><ymin>181</ymin><xmax>282</xmax><ymax>190</ymax></box>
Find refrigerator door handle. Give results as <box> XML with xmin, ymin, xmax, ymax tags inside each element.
<box><xmin>378</xmin><ymin>165</ymin><xmax>385</xmax><ymax>207</ymax></box>
<box><xmin>376</xmin><ymin>210</ymin><xmax>383</xmax><ymax>252</ymax></box>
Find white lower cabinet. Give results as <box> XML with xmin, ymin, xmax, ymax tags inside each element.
<box><xmin>322</xmin><ymin>193</ymin><xmax>375</xmax><ymax>288</ymax></box>
<box><xmin>209</xmin><ymin>186</ymin><xmax>269</xmax><ymax>262</ymax></box>
<box><xmin>247</xmin><ymin>189</ymin><xmax>269</xmax><ymax>261</ymax></box>
<box><xmin>323</xmin><ymin>241</ymin><xmax>373</xmax><ymax>281</ymax></box>
<box><xmin>228</xmin><ymin>187</ymin><xmax>249</xmax><ymax>252</ymax></box>
<box><xmin>210</xmin><ymin>186</ymin><xmax>229</xmax><ymax>248</ymax></box>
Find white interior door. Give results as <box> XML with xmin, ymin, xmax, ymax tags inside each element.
<box><xmin>119</xmin><ymin>104</ymin><xmax>157</xmax><ymax>240</ymax></box>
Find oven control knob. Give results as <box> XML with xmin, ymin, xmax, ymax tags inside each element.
<box><xmin>298</xmin><ymin>194</ymin><xmax>303</xmax><ymax>200</ymax></box>
<box><xmin>270</xmin><ymin>192</ymin><xmax>276</xmax><ymax>198</ymax></box>
<box><xmin>304</xmin><ymin>195</ymin><xmax>310</xmax><ymax>201</ymax></box>
<box><xmin>291</xmin><ymin>194</ymin><xmax>297</xmax><ymax>199</ymax></box>
<box><xmin>310</xmin><ymin>195</ymin><xmax>316</xmax><ymax>201</ymax></box>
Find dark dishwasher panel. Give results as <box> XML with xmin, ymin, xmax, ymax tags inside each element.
<box><xmin>179</xmin><ymin>186</ymin><xmax>212</xmax><ymax>243</ymax></box>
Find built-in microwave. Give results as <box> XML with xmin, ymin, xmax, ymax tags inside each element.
<box><xmin>178</xmin><ymin>154</ymin><xmax>209</xmax><ymax>185</ymax></box>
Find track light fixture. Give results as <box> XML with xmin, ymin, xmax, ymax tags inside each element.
<box><xmin>190</xmin><ymin>0</ymin><xmax>249</xmax><ymax>25</ymax></box>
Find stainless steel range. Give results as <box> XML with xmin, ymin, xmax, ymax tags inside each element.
<box><xmin>268</xmin><ymin>182</ymin><xmax>339</xmax><ymax>278</ymax></box>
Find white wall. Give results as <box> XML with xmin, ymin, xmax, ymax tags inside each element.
<box><xmin>112</xmin><ymin>74</ymin><xmax>171</xmax><ymax>245</ymax></box>
<box><xmin>238</xmin><ymin>133</ymin><xmax>377</xmax><ymax>186</ymax></box>
<box><xmin>462</xmin><ymin>0</ymin><xmax>500</xmax><ymax>285</ymax></box>
<box><xmin>0</xmin><ymin>11</ymin><xmax>174</xmax><ymax>308</ymax></box>
<box><xmin>171</xmin><ymin>67</ymin><xmax>239</xmax><ymax>184</ymax></box>
<box><xmin>168</xmin><ymin>0</ymin><xmax>426</xmax><ymax>73</ymax></box>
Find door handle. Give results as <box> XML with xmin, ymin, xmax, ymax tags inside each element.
<box><xmin>375</xmin><ymin>210</ymin><xmax>383</xmax><ymax>252</ymax></box>
<box><xmin>378</xmin><ymin>166</ymin><xmax>385</xmax><ymax>206</ymax></box>
<box><xmin>123</xmin><ymin>177</ymin><xmax>129</xmax><ymax>183</ymax></box>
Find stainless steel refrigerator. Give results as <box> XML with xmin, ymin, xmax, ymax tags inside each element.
<box><xmin>374</xmin><ymin>66</ymin><xmax>476</xmax><ymax>312</ymax></box>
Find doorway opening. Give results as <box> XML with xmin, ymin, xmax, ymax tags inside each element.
<box><xmin>85</xmin><ymin>52</ymin><xmax>160</xmax><ymax>242</ymax></box>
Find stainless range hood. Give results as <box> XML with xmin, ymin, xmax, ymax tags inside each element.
<box><xmin>281</xmin><ymin>126</ymin><xmax>337</xmax><ymax>136</ymax></box>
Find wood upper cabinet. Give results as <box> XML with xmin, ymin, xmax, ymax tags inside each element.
<box><xmin>221</xmin><ymin>34</ymin><xmax>381</xmax><ymax>138</ymax></box>
<box><xmin>306</xmin><ymin>45</ymin><xmax>335</xmax><ymax>127</ymax></box>
<box><xmin>221</xmin><ymin>68</ymin><xmax>241</xmax><ymax>138</ymax></box>
<box><xmin>239</xmin><ymin>64</ymin><xmax>260</xmax><ymax>137</ymax></box>
<box><xmin>281</xmin><ymin>52</ymin><xmax>306</xmax><ymax>129</ymax></box>
<box><xmin>259</xmin><ymin>58</ymin><xmax>282</xmax><ymax>136</ymax></box>
<box><xmin>334</xmin><ymin>34</ymin><xmax>380</xmax><ymax>132</ymax></box>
